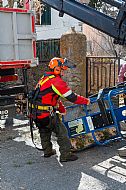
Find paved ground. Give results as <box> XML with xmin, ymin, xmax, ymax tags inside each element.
<box><xmin>0</xmin><ymin>119</ymin><xmax>126</xmax><ymax>190</ymax></box>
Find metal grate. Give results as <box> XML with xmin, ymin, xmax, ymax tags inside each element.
<box><xmin>36</xmin><ymin>39</ymin><xmax>60</xmax><ymax>62</ymax></box>
<box><xmin>63</xmin><ymin>105</ymin><xmax>86</xmax><ymax>122</ymax></box>
<box><xmin>86</xmin><ymin>56</ymin><xmax>120</xmax><ymax>97</ymax></box>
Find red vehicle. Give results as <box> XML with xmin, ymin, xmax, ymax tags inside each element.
<box><xmin>0</xmin><ymin>7</ymin><xmax>38</xmax><ymax>121</ymax></box>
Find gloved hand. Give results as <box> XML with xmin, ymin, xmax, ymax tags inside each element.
<box><xmin>86</xmin><ymin>98</ymin><xmax>90</xmax><ymax>105</ymax></box>
<box><xmin>57</xmin><ymin>100</ymin><xmax>66</xmax><ymax>115</ymax></box>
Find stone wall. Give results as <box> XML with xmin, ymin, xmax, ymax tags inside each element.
<box><xmin>60</xmin><ymin>28</ymin><xmax>87</xmax><ymax>103</ymax></box>
<box><xmin>27</xmin><ymin>62</ymin><xmax>49</xmax><ymax>90</ymax></box>
<box><xmin>21</xmin><ymin>28</ymin><xmax>88</xmax><ymax>108</ymax></box>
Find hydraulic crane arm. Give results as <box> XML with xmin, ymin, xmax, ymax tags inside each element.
<box><xmin>41</xmin><ymin>0</ymin><xmax>126</xmax><ymax>45</ymax></box>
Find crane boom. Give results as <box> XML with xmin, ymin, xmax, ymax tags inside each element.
<box><xmin>42</xmin><ymin>0</ymin><xmax>126</xmax><ymax>45</ymax></box>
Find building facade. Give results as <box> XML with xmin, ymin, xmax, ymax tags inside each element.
<box><xmin>36</xmin><ymin>5</ymin><xmax>82</xmax><ymax>40</ymax></box>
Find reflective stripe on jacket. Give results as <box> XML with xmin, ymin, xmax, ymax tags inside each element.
<box><xmin>36</xmin><ymin>71</ymin><xmax>89</xmax><ymax>119</ymax></box>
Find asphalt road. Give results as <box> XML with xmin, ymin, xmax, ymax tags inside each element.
<box><xmin>0</xmin><ymin>120</ymin><xmax>126</xmax><ymax>190</ymax></box>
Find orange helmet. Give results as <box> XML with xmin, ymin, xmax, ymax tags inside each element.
<box><xmin>48</xmin><ymin>57</ymin><xmax>68</xmax><ymax>70</ymax></box>
<box><xmin>48</xmin><ymin>57</ymin><xmax>68</xmax><ymax>75</ymax></box>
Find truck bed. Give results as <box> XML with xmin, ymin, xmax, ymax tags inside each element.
<box><xmin>0</xmin><ymin>7</ymin><xmax>38</xmax><ymax>68</ymax></box>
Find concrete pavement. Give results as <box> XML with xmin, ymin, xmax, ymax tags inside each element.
<box><xmin>0</xmin><ymin>120</ymin><xmax>126</xmax><ymax>190</ymax></box>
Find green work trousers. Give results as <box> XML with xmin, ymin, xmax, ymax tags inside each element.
<box><xmin>36</xmin><ymin>114</ymin><xmax>71</xmax><ymax>156</ymax></box>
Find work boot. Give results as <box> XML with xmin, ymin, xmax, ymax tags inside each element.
<box><xmin>44</xmin><ymin>149</ymin><xmax>56</xmax><ymax>158</ymax></box>
<box><xmin>71</xmin><ymin>146</ymin><xmax>77</xmax><ymax>153</ymax></box>
<box><xmin>60</xmin><ymin>153</ymin><xmax>78</xmax><ymax>162</ymax></box>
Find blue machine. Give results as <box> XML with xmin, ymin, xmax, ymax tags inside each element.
<box><xmin>41</xmin><ymin>0</ymin><xmax>126</xmax><ymax>145</ymax></box>
<box><xmin>62</xmin><ymin>82</ymin><xmax>126</xmax><ymax>145</ymax></box>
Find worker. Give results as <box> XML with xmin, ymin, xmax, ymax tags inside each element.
<box><xmin>118</xmin><ymin>63</ymin><xmax>126</xmax><ymax>105</ymax></box>
<box><xmin>118</xmin><ymin>63</ymin><xmax>126</xmax><ymax>157</ymax></box>
<box><xmin>31</xmin><ymin>57</ymin><xmax>90</xmax><ymax>162</ymax></box>
<box><xmin>118</xmin><ymin>63</ymin><xmax>126</xmax><ymax>83</ymax></box>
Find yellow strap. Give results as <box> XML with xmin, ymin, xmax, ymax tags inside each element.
<box><xmin>52</xmin><ymin>84</ymin><xmax>64</xmax><ymax>98</ymax></box>
<box><xmin>39</xmin><ymin>75</ymin><xmax>55</xmax><ymax>86</ymax></box>
<box><xmin>52</xmin><ymin>84</ymin><xmax>68</xmax><ymax>100</ymax></box>
<box><xmin>37</xmin><ymin>75</ymin><xmax>66</xmax><ymax>100</ymax></box>
<box><xmin>31</xmin><ymin>104</ymin><xmax>53</xmax><ymax>111</ymax></box>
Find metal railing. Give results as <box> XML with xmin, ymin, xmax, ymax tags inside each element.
<box><xmin>86</xmin><ymin>56</ymin><xmax>120</xmax><ymax>96</ymax></box>
<box><xmin>36</xmin><ymin>39</ymin><xmax>60</xmax><ymax>63</ymax></box>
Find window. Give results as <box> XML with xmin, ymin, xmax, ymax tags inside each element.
<box><xmin>41</xmin><ymin>5</ymin><xmax>51</xmax><ymax>25</ymax></box>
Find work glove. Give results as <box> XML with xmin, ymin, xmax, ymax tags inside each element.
<box><xmin>57</xmin><ymin>100</ymin><xmax>66</xmax><ymax>115</ymax></box>
<box><xmin>86</xmin><ymin>98</ymin><xmax>90</xmax><ymax>105</ymax></box>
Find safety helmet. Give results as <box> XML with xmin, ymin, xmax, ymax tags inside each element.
<box><xmin>49</xmin><ymin>57</ymin><xmax>76</xmax><ymax>75</ymax></box>
<box><xmin>48</xmin><ymin>57</ymin><xmax>68</xmax><ymax>70</ymax></box>
<box><xmin>48</xmin><ymin>57</ymin><xmax>69</xmax><ymax>75</ymax></box>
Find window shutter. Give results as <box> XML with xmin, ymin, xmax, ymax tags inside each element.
<box><xmin>41</xmin><ymin>6</ymin><xmax>51</xmax><ymax>25</ymax></box>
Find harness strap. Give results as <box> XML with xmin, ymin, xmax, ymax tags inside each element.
<box><xmin>29</xmin><ymin>111</ymin><xmax>59</xmax><ymax>151</ymax></box>
<box><xmin>29</xmin><ymin>114</ymin><xmax>44</xmax><ymax>151</ymax></box>
<box><xmin>29</xmin><ymin>74</ymin><xmax>56</xmax><ymax>151</ymax></box>
<box><xmin>38</xmin><ymin>75</ymin><xmax>55</xmax><ymax>87</ymax></box>
<box><xmin>30</xmin><ymin>105</ymin><xmax>56</xmax><ymax>111</ymax></box>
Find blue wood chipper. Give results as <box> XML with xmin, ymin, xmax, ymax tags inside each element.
<box><xmin>62</xmin><ymin>82</ymin><xmax>126</xmax><ymax>146</ymax></box>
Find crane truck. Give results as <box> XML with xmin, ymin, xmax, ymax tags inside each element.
<box><xmin>0</xmin><ymin>7</ymin><xmax>38</xmax><ymax>122</ymax></box>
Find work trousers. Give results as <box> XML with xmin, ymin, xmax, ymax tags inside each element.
<box><xmin>35</xmin><ymin>114</ymin><xmax>71</xmax><ymax>156</ymax></box>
